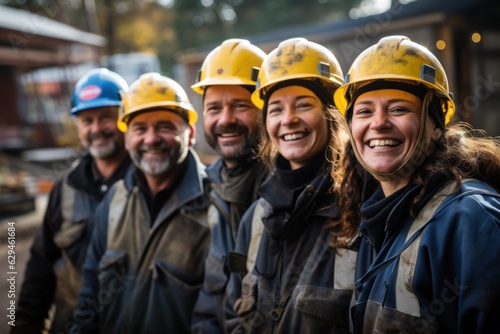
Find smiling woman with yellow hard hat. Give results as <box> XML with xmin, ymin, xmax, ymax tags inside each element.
<box><xmin>328</xmin><ymin>35</ymin><xmax>500</xmax><ymax>333</ymax></box>
<box><xmin>224</xmin><ymin>37</ymin><xmax>356</xmax><ymax>334</ymax></box>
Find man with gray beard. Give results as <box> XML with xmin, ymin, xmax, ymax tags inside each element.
<box><xmin>71</xmin><ymin>73</ymin><xmax>211</xmax><ymax>333</ymax></box>
<box><xmin>14</xmin><ymin>68</ymin><xmax>132</xmax><ymax>334</ymax></box>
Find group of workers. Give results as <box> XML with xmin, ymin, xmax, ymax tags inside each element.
<box><xmin>12</xmin><ymin>35</ymin><xmax>500</xmax><ymax>334</ymax></box>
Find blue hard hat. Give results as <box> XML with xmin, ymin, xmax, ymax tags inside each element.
<box><xmin>70</xmin><ymin>68</ymin><xmax>128</xmax><ymax>115</ymax></box>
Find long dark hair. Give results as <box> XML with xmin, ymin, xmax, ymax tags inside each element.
<box><xmin>328</xmin><ymin>122</ymin><xmax>500</xmax><ymax>247</ymax></box>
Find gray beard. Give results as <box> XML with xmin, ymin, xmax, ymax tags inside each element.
<box><xmin>88</xmin><ymin>142</ymin><xmax>118</xmax><ymax>159</ymax></box>
<box><xmin>135</xmin><ymin>155</ymin><xmax>172</xmax><ymax>177</ymax></box>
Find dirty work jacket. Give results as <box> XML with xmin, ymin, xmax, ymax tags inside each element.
<box><xmin>13</xmin><ymin>154</ymin><xmax>131</xmax><ymax>334</ymax></box>
<box><xmin>71</xmin><ymin>150</ymin><xmax>211</xmax><ymax>334</ymax></box>
<box><xmin>353</xmin><ymin>179</ymin><xmax>500</xmax><ymax>334</ymax></box>
<box><xmin>225</xmin><ymin>158</ymin><xmax>356</xmax><ymax>334</ymax></box>
<box><xmin>192</xmin><ymin>158</ymin><xmax>269</xmax><ymax>333</ymax></box>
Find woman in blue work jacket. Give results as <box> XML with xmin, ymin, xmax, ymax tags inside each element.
<box><xmin>329</xmin><ymin>35</ymin><xmax>500</xmax><ymax>333</ymax></box>
<box><xmin>224</xmin><ymin>38</ymin><xmax>357</xmax><ymax>333</ymax></box>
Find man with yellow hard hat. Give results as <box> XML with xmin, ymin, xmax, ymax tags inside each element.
<box><xmin>190</xmin><ymin>39</ymin><xmax>269</xmax><ymax>333</ymax></box>
<box><xmin>71</xmin><ymin>73</ymin><xmax>211</xmax><ymax>333</ymax></box>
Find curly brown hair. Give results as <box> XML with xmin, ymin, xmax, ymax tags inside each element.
<box><xmin>328</xmin><ymin>122</ymin><xmax>500</xmax><ymax>248</ymax></box>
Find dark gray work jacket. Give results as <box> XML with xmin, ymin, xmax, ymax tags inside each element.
<box><xmin>72</xmin><ymin>150</ymin><xmax>211</xmax><ymax>334</ymax></box>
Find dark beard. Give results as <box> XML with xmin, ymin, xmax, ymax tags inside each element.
<box><xmin>206</xmin><ymin>123</ymin><xmax>260</xmax><ymax>160</ymax></box>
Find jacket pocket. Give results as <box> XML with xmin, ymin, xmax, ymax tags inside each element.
<box><xmin>149</xmin><ymin>259</ymin><xmax>204</xmax><ymax>332</ymax></box>
<box><xmin>361</xmin><ymin>300</ymin><xmax>439</xmax><ymax>334</ymax></box>
<box><xmin>294</xmin><ymin>286</ymin><xmax>351</xmax><ymax>331</ymax></box>
<box><xmin>153</xmin><ymin>258</ymin><xmax>204</xmax><ymax>286</ymax></box>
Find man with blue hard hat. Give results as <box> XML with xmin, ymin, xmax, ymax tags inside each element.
<box><xmin>13</xmin><ymin>68</ymin><xmax>132</xmax><ymax>334</ymax></box>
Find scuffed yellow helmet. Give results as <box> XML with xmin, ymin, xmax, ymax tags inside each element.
<box><xmin>334</xmin><ymin>35</ymin><xmax>455</xmax><ymax>124</ymax></box>
<box><xmin>191</xmin><ymin>38</ymin><xmax>266</xmax><ymax>94</ymax></box>
<box><xmin>118</xmin><ymin>73</ymin><xmax>198</xmax><ymax>132</ymax></box>
<box><xmin>251</xmin><ymin>37</ymin><xmax>343</xmax><ymax>109</ymax></box>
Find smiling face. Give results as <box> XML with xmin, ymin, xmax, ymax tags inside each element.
<box><xmin>125</xmin><ymin>110</ymin><xmax>194</xmax><ymax>179</ymax></box>
<box><xmin>203</xmin><ymin>85</ymin><xmax>261</xmax><ymax>167</ymax></box>
<box><xmin>266</xmin><ymin>85</ymin><xmax>329</xmax><ymax>170</ymax></box>
<box><xmin>351</xmin><ymin>89</ymin><xmax>442</xmax><ymax>194</ymax></box>
<box><xmin>77</xmin><ymin>106</ymin><xmax>125</xmax><ymax>160</ymax></box>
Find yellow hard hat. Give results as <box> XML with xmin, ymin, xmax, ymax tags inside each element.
<box><xmin>191</xmin><ymin>38</ymin><xmax>266</xmax><ymax>94</ymax></box>
<box><xmin>251</xmin><ymin>37</ymin><xmax>343</xmax><ymax>109</ymax></box>
<box><xmin>118</xmin><ymin>72</ymin><xmax>198</xmax><ymax>132</ymax></box>
<box><xmin>334</xmin><ymin>35</ymin><xmax>455</xmax><ymax>124</ymax></box>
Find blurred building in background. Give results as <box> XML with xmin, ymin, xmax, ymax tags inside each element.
<box><xmin>0</xmin><ymin>5</ymin><xmax>105</xmax><ymax>151</ymax></box>
<box><xmin>102</xmin><ymin>52</ymin><xmax>161</xmax><ymax>85</ymax></box>
<box><xmin>0</xmin><ymin>5</ymin><xmax>106</xmax><ymax>215</ymax></box>
<box><xmin>0</xmin><ymin>5</ymin><xmax>161</xmax><ymax>153</ymax></box>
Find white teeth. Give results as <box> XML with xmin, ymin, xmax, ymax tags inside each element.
<box><xmin>220</xmin><ymin>133</ymin><xmax>239</xmax><ymax>138</ymax></box>
<box><xmin>283</xmin><ymin>133</ymin><xmax>306</xmax><ymax>141</ymax></box>
<box><xmin>369</xmin><ymin>139</ymin><xmax>399</xmax><ymax>149</ymax></box>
